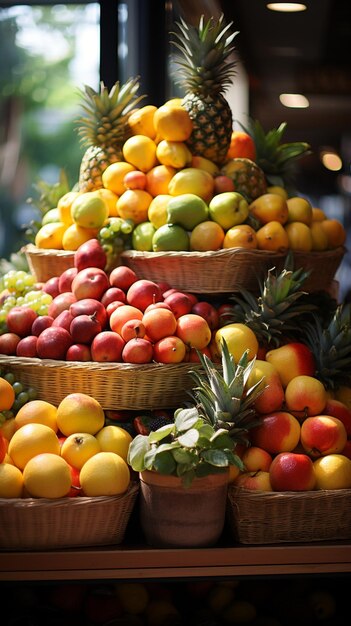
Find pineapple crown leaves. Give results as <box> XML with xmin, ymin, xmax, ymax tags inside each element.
<box><xmin>171</xmin><ymin>13</ymin><xmax>239</xmax><ymax>95</ymax></box>
<box><xmin>189</xmin><ymin>340</ymin><xmax>265</xmax><ymax>442</ymax></box>
<box><xmin>75</xmin><ymin>76</ymin><xmax>145</xmax><ymax>148</ymax></box>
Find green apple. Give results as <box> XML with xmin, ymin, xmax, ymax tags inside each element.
<box><xmin>209</xmin><ymin>192</ymin><xmax>249</xmax><ymax>230</ymax></box>
<box><xmin>167</xmin><ymin>193</ymin><xmax>208</xmax><ymax>231</ymax></box>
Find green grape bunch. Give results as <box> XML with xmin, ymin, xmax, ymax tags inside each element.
<box><xmin>98</xmin><ymin>217</ymin><xmax>134</xmax><ymax>271</ymax></box>
<box><xmin>0</xmin><ymin>270</ymin><xmax>53</xmax><ymax>334</ymax></box>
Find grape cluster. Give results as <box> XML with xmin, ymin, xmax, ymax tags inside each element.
<box><xmin>0</xmin><ymin>270</ymin><xmax>53</xmax><ymax>333</ymax></box>
<box><xmin>98</xmin><ymin>217</ymin><xmax>134</xmax><ymax>271</ymax></box>
<box><xmin>0</xmin><ymin>370</ymin><xmax>37</xmax><ymax>423</ymax></box>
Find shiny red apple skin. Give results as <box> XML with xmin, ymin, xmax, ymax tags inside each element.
<box><xmin>109</xmin><ymin>265</ymin><xmax>137</xmax><ymax>291</ymax></box>
<box><xmin>90</xmin><ymin>331</ymin><xmax>125</xmax><ymax>362</ymax></box>
<box><xmin>126</xmin><ymin>279</ymin><xmax>162</xmax><ymax>311</ymax></box>
<box><xmin>69</xmin><ymin>298</ymin><xmax>108</xmax><ymax>329</ymax></box>
<box><xmin>31</xmin><ymin>315</ymin><xmax>54</xmax><ymax>336</ymax></box>
<box><xmin>36</xmin><ymin>326</ymin><xmax>73</xmax><ymax>360</ymax></box>
<box><xmin>48</xmin><ymin>292</ymin><xmax>77</xmax><ymax>319</ymax></box>
<box><xmin>69</xmin><ymin>314</ymin><xmax>102</xmax><ymax>344</ymax></box>
<box><xmin>323</xmin><ymin>398</ymin><xmax>351</xmax><ymax>437</ymax></box>
<box><xmin>269</xmin><ymin>452</ymin><xmax>316</xmax><ymax>491</ymax></box>
<box><xmin>191</xmin><ymin>301</ymin><xmax>219</xmax><ymax>330</ymax></box>
<box><xmin>74</xmin><ymin>238</ymin><xmax>107</xmax><ymax>272</ymax></box>
<box><xmin>164</xmin><ymin>291</ymin><xmax>193</xmax><ymax>319</ymax></box>
<box><xmin>101</xmin><ymin>287</ymin><xmax>126</xmax><ymax>307</ymax></box>
<box><xmin>6</xmin><ymin>306</ymin><xmax>38</xmax><ymax>337</ymax></box>
<box><xmin>42</xmin><ymin>276</ymin><xmax>60</xmax><ymax>298</ymax></box>
<box><xmin>66</xmin><ymin>343</ymin><xmax>92</xmax><ymax>362</ymax></box>
<box><xmin>71</xmin><ymin>267</ymin><xmax>109</xmax><ymax>301</ymax></box>
<box><xmin>58</xmin><ymin>267</ymin><xmax>78</xmax><ymax>293</ymax></box>
<box><xmin>16</xmin><ymin>335</ymin><xmax>38</xmax><ymax>357</ymax></box>
<box><xmin>0</xmin><ymin>332</ymin><xmax>21</xmax><ymax>355</ymax></box>
<box><xmin>52</xmin><ymin>310</ymin><xmax>74</xmax><ymax>332</ymax></box>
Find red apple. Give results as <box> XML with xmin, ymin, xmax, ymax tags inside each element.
<box><xmin>153</xmin><ymin>335</ymin><xmax>187</xmax><ymax>363</ymax></box>
<box><xmin>323</xmin><ymin>398</ymin><xmax>351</xmax><ymax>437</ymax></box>
<box><xmin>234</xmin><ymin>470</ymin><xmax>272</xmax><ymax>491</ymax></box>
<box><xmin>300</xmin><ymin>415</ymin><xmax>347</xmax><ymax>458</ymax></box>
<box><xmin>120</xmin><ymin>319</ymin><xmax>146</xmax><ymax>342</ymax></box>
<box><xmin>269</xmin><ymin>452</ymin><xmax>316</xmax><ymax>491</ymax></box>
<box><xmin>36</xmin><ymin>326</ymin><xmax>73</xmax><ymax>360</ymax></box>
<box><xmin>142</xmin><ymin>308</ymin><xmax>177</xmax><ymax>342</ymax></box>
<box><xmin>90</xmin><ymin>331</ymin><xmax>125</xmax><ymax>362</ymax></box>
<box><xmin>284</xmin><ymin>375</ymin><xmax>328</xmax><ymax>419</ymax></box>
<box><xmin>52</xmin><ymin>309</ymin><xmax>74</xmax><ymax>332</ymax></box>
<box><xmin>0</xmin><ymin>332</ymin><xmax>21</xmax><ymax>355</ymax></box>
<box><xmin>124</xmin><ymin>170</ymin><xmax>147</xmax><ymax>190</ymax></box>
<box><xmin>67</xmin><ymin>464</ymin><xmax>82</xmax><ymax>497</ymax></box>
<box><xmin>265</xmin><ymin>342</ymin><xmax>316</xmax><ymax>387</ymax></box>
<box><xmin>250</xmin><ymin>411</ymin><xmax>301</xmax><ymax>454</ymax></box>
<box><xmin>184</xmin><ymin>346</ymin><xmax>212</xmax><ymax>362</ymax></box>
<box><xmin>66</xmin><ymin>343</ymin><xmax>92</xmax><ymax>362</ymax></box>
<box><xmin>191</xmin><ymin>301</ymin><xmax>219</xmax><ymax>330</ymax></box>
<box><xmin>176</xmin><ymin>313</ymin><xmax>212</xmax><ymax>350</ymax></box>
<box><xmin>16</xmin><ymin>335</ymin><xmax>38</xmax><ymax>357</ymax></box>
<box><xmin>109</xmin><ymin>265</ymin><xmax>137</xmax><ymax>291</ymax></box>
<box><xmin>58</xmin><ymin>267</ymin><xmax>78</xmax><ymax>293</ymax></box>
<box><xmin>69</xmin><ymin>298</ymin><xmax>108</xmax><ymax>329</ymax></box>
<box><xmin>241</xmin><ymin>446</ymin><xmax>273</xmax><ymax>472</ymax></box>
<box><xmin>6</xmin><ymin>306</ymin><xmax>38</xmax><ymax>337</ymax></box>
<box><xmin>122</xmin><ymin>337</ymin><xmax>154</xmax><ymax>364</ymax></box>
<box><xmin>341</xmin><ymin>440</ymin><xmax>351</xmax><ymax>460</ymax></box>
<box><xmin>162</xmin><ymin>288</ymin><xmax>178</xmax><ymax>299</ymax></box>
<box><xmin>106</xmin><ymin>300</ymin><xmax>125</xmax><ymax>318</ymax></box>
<box><xmin>71</xmin><ymin>267</ymin><xmax>109</xmax><ymax>301</ymax></box>
<box><xmin>164</xmin><ymin>291</ymin><xmax>193</xmax><ymax>319</ymax></box>
<box><xmin>31</xmin><ymin>315</ymin><xmax>54</xmax><ymax>336</ymax></box>
<box><xmin>144</xmin><ymin>301</ymin><xmax>172</xmax><ymax>313</ymax></box>
<box><xmin>74</xmin><ymin>238</ymin><xmax>107</xmax><ymax>272</ymax></box>
<box><xmin>70</xmin><ymin>314</ymin><xmax>102</xmax><ymax>344</ymax></box>
<box><xmin>126</xmin><ymin>279</ymin><xmax>162</xmax><ymax>311</ymax></box>
<box><xmin>157</xmin><ymin>281</ymin><xmax>172</xmax><ymax>295</ymax></box>
<box><xmin>101</xmin><ymin>287</ymin><xmax>126</xmax><ymax>307</ymax></box>
<box><xmin>42</xmin><ymin>276</ymin><xmax>60</xmax><ymax>298</ymax></box>
<box><xmin>214</xmin><ymin>175</ymin><xmax>235</xmax><ymax>194</ymax></box>
<box><xmin>246</xmin><ymin>359</ymin><xmax>285</xmax><ymax>415</ymax></box>
<box><xmin>48</xmin><ymin>292</ymin><xmax>77</xmax><ymax>319</ymax></box>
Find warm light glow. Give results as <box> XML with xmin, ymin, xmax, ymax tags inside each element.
<box><xmin>321</xmin><ymin>151</ymin><xmax>343</xmax><ymax>172</ymax></box>
<box><xmin>267</xmin><ymin>3</ymin><xmax>307</xmax><ymax>11</ymax></box>
<box><xmin>279</xmin><ymin>93</ymin><xmax>309</xmax><ymax>108</ymax></box>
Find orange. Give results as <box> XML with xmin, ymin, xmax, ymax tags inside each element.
<box><xmin>62</xmin><ymin>223</ymin><xmax>99</xmax><ymax>251</ymax></box>
<box><xmin>0</xmin><ymin>378</ymin><xmax>15</xmax><ymax>412</ymax></box>
<box><xmin>95</xmin><ymin>425</ymin><xmax>133</xmax><ymax>462</ymax></box>
<box><xmin>222</xmin><ymin>224</ymin><xmax>257</xmax><ymax>250</ymax></box>
<box><xmin>256</xmin><ymin>221</ymin><xmax>289</xmax><ymax>252</ymax></box>
<box><xmin>284</xmin><ymin>222</ymin><xmax>313</xmax><ymax>252</ymax></box>
<box><xmin>190</xmin><ymin>221</ymin><xmax>225</xmax><ymax>251</ymax></box>
<box><xmin>79</xmin><ymin>451</ymin><xmax>130</xmax><ymax>496</ymax></box>
<box><xmin>310</xmin><ymin>221</ymin><xmax>329</xmax><ymax>251</ymax></box>
<box><xmin>14</xmin><ymin>399</ymin><xmax>58</xmax><ymax>432</ymax></box>
<box><xmin>168</xmin><ymin>167</ymin><xmax>215</xmax><ymax>203</ymax></box>
<box><xmin>127</xmin><ymin>104</ymin><xmax>157</xmax><ymax>139</ymax></box>
<box><xmin>156</xmin><ymin>140</ymin><xmax>191</xmax><ymax>169</ymax></box>
<box><xmin>122</xmin><ymin>135</ymin><xmax>158</xmax><ymax>172</ymax></box>
<box><xmin>56</xmin><ymin>393</ymin><xmax>105</xmax><ymax>437</ymax></box>
<box><xmin>23</xmin><ymin>453</ymin><xmax>72</xmax><ymax>498</ymax></box>
<box><xmin>0</xmin><ymin>417</ymin><xmax>16</xmax><ymax>442</ymax></box>
<box><xmin>145</xmin><ymin>165</ymin><xmax>176</xmax><ymax>197</ymax></box>
<box><xmin>116</xmin><ymin>189</ymin><xmax>153</xmax><ymax>224</ymax></box>
<box><xmin>102</xmin><ymin>161</ymin><xmax>135</xmax><ymax>196</ymax></box>
<box><xmin>153</xmin><ymin>104</ymin><xmax>193</xmax><ymax>142</ymax></box>
<box><xmin>148</xmin><ymin>194</ymin><xmax>171</xmax><ymax>228</ymax></box>
<box><xmin>320</xmin><ymin>219</ymin><xmax>346</xmax><ymax>249</ymax></box>
<box><xmin>115</xmin><ymin>582</ymin><xmax>149</xmax><ymax>615</ymax></box>
<box><xmin>57</xmin><ymin>191</ymin><xmax>80</xmax><ymax>226</ymax></box>
<box><xmin>0</xmin><ymin>463</ymin><xmax>23</xmax><ymax>498</ymax></box>
<box><xmin>34</xmin><ymin>222</ymin><xmax>66</xmax><ymax>250</ymax></box>
<box><xmin>312</xmin><ymin>207</ymin><xmax>326</xmax><ymax>221</ymax></box>
<box><xmin>226</xmin><ymin>131</ymin><xmax>256</xmax><ymax>161</ymax></box>
<box><xmin>60</xmin><ymin>432</ymin><xmax>101</xmax><ymax>470</ymax></box>
<box><xmin>8</xmin><ymin>423</ymin><xmax>60</xmax><ymax>470</ymax></box>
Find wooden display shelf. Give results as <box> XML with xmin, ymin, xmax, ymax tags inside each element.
<box><xmin>1</xmin><ymin>542</ymin><xmax>351</xmax><ymax>581</ymax></box>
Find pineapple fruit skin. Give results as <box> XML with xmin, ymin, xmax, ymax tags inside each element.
<box><xmin>221</xmin><ymin>158</ymin><xmax>267</xmax><ymax>203</ymax></box>
<box><xmin>78</xmin><ymin>145</ymin><xmax>123</xmax><ymax>193</ymax></box>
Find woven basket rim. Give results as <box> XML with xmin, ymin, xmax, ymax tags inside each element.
<box><xmin>229</xmin><ymin>485</ymin><xmax>351</xmax><ymax>500</ymax></box>
<box><xmin>121</xmin><ymin>245</ymin><xmax>346</xmax><ymax>261</ymax></box>
<box><xmin>23</xmin><ymin>243</ymin><xmax>75</xmax><ymax>258</ymax></box>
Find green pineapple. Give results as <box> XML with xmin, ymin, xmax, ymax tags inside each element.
<box><xmin>171</xmin><ymin>14</ymin><xmax>238</xmax><ymax>165</ymax></box>
<box><xmin>221</xmin><ymin>157</ymin><xmax>267</xmax><ymax>202</ymax></box>
<box><xmin>241</xmin><ymin>119</ymin><xmax>311</xmax><ymax>194</ymax></box>
<box><xmin>189</xmin><ymin>340</ymin><xmax>264</xmax><ymax>447</ymax></box>
<box><xmin>76</xmin><ymin>77</ymin><xmax>144</xmax><ymax>192</ymax></box>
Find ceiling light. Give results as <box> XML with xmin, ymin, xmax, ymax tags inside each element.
<box><xmin>267</xmin><ymin>3</ymin><xmax>307</xmax><ymax>12</ymax></box>
<box><xmin>321</xmin><ymin>151</ymin><xmax>343</xmax><ymax>172</ymax></box>
<box><xmin>279</xmin><ymin>93</ymin><xmax>309</xmax><ymax>108</ymax></box>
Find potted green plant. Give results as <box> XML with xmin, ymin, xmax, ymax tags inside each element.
<box><xmin>127</xmin><ymin>340</ymin><xmax>264</xmax><ymax>548</ymax></box>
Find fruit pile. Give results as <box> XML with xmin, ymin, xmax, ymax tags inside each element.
<box><xmin>0</xmin><ymin>392</ymin><xmax>133</xmax><ymax>499</ymax></box>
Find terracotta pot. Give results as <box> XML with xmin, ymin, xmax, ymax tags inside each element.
<box><xmin>139</xmin><ymin>469</ymin><xmax>229</xmax><ymax>548</ymax></box>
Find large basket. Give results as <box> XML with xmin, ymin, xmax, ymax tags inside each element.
<box><xmin>121</xmin><ymin>247</ymin><xmax>345</xmax><ymax>294</ymax></box>
<box><xmin>24</xmin><ymin>244</ymin><xmax>75</xmax><ymax>282</ymax></box>
<box><xmin>0</xmin><ymin>481</ymin><xmax>139</xmax><ymax>550</ymax></box>
<box><xmin>227</xmin><ymin>485</ymin><xmax>351</xmax><ymax>544</ymax></box>
<box><xmin>0</xmin><ymin>355</ymin><xmax>201</xmax><ymax>410</ymax></box>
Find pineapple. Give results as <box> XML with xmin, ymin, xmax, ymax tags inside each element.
<box><xmin>76</xmin><ymin>77</ymin><xmax>144</xmax><ymax>192</ymax></box>
<box><xmin>221</xmin><ymin>157</ymin><xmax>267</xmax><ymax>203</ymax></box>
<box><xmin>171</xmin><ymin>14</ymin><xmax>238</xmax><ymax>165</ymax></box>
<box><xmin>189</xmin><ymin>340</ymin><xmax>264</xmax><ymax>448</ymax></box>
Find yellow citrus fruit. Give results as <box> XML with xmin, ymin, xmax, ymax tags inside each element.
<box><xmin>14</xmin><ymin>399</ymin><xmax>58</xmax><ymax>432</ymax></box>
<box><xmin>0</xmin><ymin>378</ymin><xmax>15</xmax><ymax>411</ymax></box>
<box><xmin>56</xmin><ymin>393</ymin><xmax>105</xmax><ymax>436</ymax></box>
<box><xmin>0</xmin><ymin>463</ymin><xmax>23</xmax><ymax>498</ymax></box>
<box><xmin>60</xmin><ymin>432</ymin><xmax>101</xmax><ymax>470</ymax></box>
<box><xmin>127</xmin><ymin>104</ymin><xmax>157</xmax><ymax>139</ymax></box>
<box><xmin>62</xmin><ymin>223</ymin><xmax>99</xmax><ymax>251</ymax></box>
<box><xmin>122</xmin><ymin>135</ymin><xmax>158</xmax><ymax>172</ymax></box>
<box><xmin>79</xmin><ymin>451</ymin><xmax>130</xmax><ymax>496</ymax></box>
<box><xmin>115</xmin><ymin>582</ymin><xmax>149</xmax><ymax>614</ymax></box>
<box><xmin>256</xmin><ymin>221</ymin><xmax>289</xmax><ymax>252</ymax></box>
<box><xmin>0</xmin><ymin>417</ymin><xmax>16</xmax><ymax>441</ymax></box>
<box><xmin>34</xmin><ymin>222</ymin><xmax>66</xmax><ymax>250</ymax></box>
<box><xmin>222</xmin><ymin>224</ymin><xmax>257</xmax><ymax>249</ymax></box>
<box><xmin>312</xmin><ymin>207</ymin><xmax>326</xmax><ymax>221</ymax></box>
<box><xmin>156</xmin><ymin>140</ymin><xmax>191</xmax><ymax>169</ymax></box>
<box><xmin>148</xmin><ymin>194</ymin><xmax>171</xmax><ymax>228</ymax></box>
<box><xmin>190</xmin><ymin>221</ymin><xmax>225</xmax><ymax>251</ymax></box>
<box><xmin>92</xmin><ymin>188</ymin><xmax>119</xmax><ymax>217</ymax></box>
<box><xmin>215</xmin><ymin>323</ymin><xmax>258</xmax><ymax>362</ymax></box>
<box><xmin>320</xmin><ymin>218</ymin><xmax>346</xmax><ymax>249</ymax></box>
<box><xmin>71</xmin><ymin>192</ymin><xmax>109</xmax><ymax>229</ymax></box>
<box><xmin>284</xmin><ymin>222</ymin><xmax>313</xmax><ymax>251</ymax></box>
<box><xmin>192</xmin><ymin>155</ymin><xmax>220</xmax><ymax>176</ymax></box>
<box><xmin>145</xmin><ymin>164</ymin><xmax>176</xmax><ymax>197</ymax></box>
<box><xmin>95</xmin><ymin>425</ymin><xmax>133</xmax><ymax>462</ymax></box>
<box><xmin>168</xmin><ymin>167</ymin><xmax>215</xmax><ymax>202</ymax></box>
<box><xmin>310</xmin><ymin>221</ymin><xmax>329</xmax><ymax>251</ymax></box>
<box><xmin>23</xmin><ymin>453</ymin><xmax>72</xmax><ymax>498</ymax></box>
<box><xmin>8</xmin><ymin>423</ymin><xmax>60</xmax><ymax>470</ymax></box>
<box><xmin>164</xmin><ymin>98</ymin><xmax>183</xmax><ymax>108</ymax></box>
<box><xmin>153</xmin><ymin>104</ymin><xmax>193</xmax><ymax>142</ymax></box>
<box><xmin>313</xmin><ymin>454</ymin><xmax>351</xmax><ymax>490</ymax></box>
<box><xmin>102</xmin><ymin>162</ymin><xmax>135</xmax><ymax>196</ymax></box>
<box><xmin>116</xmin><ymin>189</ymin><xmax>152</xmax><ymax>224</ymax></box>
<box><xmin>286</xmin><ymin>196</ymin><xmax>313</xmax><ymax>225</ymax></box>
<box><xmin>57</xmin><ymin>191</ymin><xmax>81</xmax><ymax>226</ymax></box>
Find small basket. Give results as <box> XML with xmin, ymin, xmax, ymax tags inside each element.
<box><xmin>0</xmin><ymin>481</ymin><xmax>139</xmax><ymax>550</ymax></box>
<box><xmin>24</xmin><ymin>244</ymin><xmax>75</xmax><ymax>282</ymax></box>
<box><xmin>227</xmin><ymin>485</ymin><xmax>351</xmax><ymax>544</ymax></box>
<box><xmin>121</xmin><ymin>247</ymin><xmax>346</xmax><ymax>294</ymax></box>
<box><xmin>0</xmin><ymin>355</ymin><xmax>202</xmax><ymax>410</ymax></box>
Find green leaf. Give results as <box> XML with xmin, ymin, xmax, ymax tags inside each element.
<box><xmin>148</xmin><ymin>423</ymin><xmax>175</xmax><ymax>443</ymax></box>
<box><xmin>178</xmin><ymin>428</ymin><xmax>200</xmax><ymax>448</ymax></box>
<box><xmin>201</xmin><ymin>449</ymin><xmax>230</xmax><ymax>467</ymax></box>
<box><xmin>175</xmin><ymin>407</ymin><xmax>201</xmax><ymax>432</ymax></box>
<box><xmin>172</xmin><ymin>448</ymin><xmax>198</xmax><ymax>465</ymax></box>
<box><xmin>127</xmin><ymin>434</ymin><xmax>149</xmax><ymax>471</ymax></box>
<box><xmin>153</xmin><ymin>450</ymin><xmax>177</xmax><ymax>475</ymax></box>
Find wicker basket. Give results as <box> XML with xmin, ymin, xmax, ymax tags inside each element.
<box><xmin>0</xmin><ymin>481</ymin><xmax>139</xmax><ymax>550</ymax></box>
<box><xmin>121</xmin><ymin>247</ymin><xmax>345</xmax><ymax>294</ymax></box>
<box><xmin>0</xmin><ymin>355</ymin><xmax>202</xmax><ymax>410</ymax></box>
<box><xmin>227</xmin><ymin>485</ymin><xmax>351</xmax><ymax>544</ymax></box>
<box><xmin>24</xmin><ymin>244</ymin><xmax>75</xmax><ymax>282</ymax></box>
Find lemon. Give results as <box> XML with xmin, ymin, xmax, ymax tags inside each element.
<box><xmin>95</xmin><ymin>425</ymin><xmax>133</xmax><ymax>462</ymax></box>
<box><xmin>122</xmin><ymin>135</ymin><xmax>158</xmax><ymax>172</ymax></box>
<box><xmin>57</xmin><ymin>191</ymin><xmax>81</xmax><ymax>225</ymax></box>
<box><xmin>215</xmin><ymin>324</ymin><xmax>258</xmax><ymax>362</ymax></box>
<box><xmin>167</xmin><ymin>194</ymin><xmax>209</xmax><ymax>230</ymax></box>
<box><xmin>152</xmin><ymin>224</ymin><xmax>190</xmax><ymax>252</ymax></box>
<box><xmin>14</xmin><ymin>399</ymin><xmax>58</xmax><ymax>432</ymax></box>
<box><xmin>102</xmin><ymin>161</ymin><xmax>135</xmax><ymax>196</ymax></box>
<box><xmin>153</xmin><ymin>104</ymin><xmax>193</xmax><ymax>142</ymax></box>
<box><xmin>8</xmin><ymin>423</ymin><xmax>60</xmax><ymax>470</ymax></box>
<box><xmin>60</xmin><ymin>433</ymin><xmax>101</xmax><ymax>470</ymax></box>
<box><xmin>35</xmin><ymin>222</ymin><xmax>66</xmax><ymax>250</ymax></box>
<box><xmin>156</xmin><ymin>140</ymin><xmax>191</xmax><ymax>169</ymax></box>
<box><xmin>71</xmin><ymin>192</ymin><xmax>109</xmax><ymax>229</ymax></box>
<box><xmin>62</xmin><ymin>223</ymin><xmax>99</xmax><ymax>251</ymax></box>
<box><xmin>23</xmin><ymin>453</ymin><xmax>72</xmax><ymax>498</ymax></box>
<box><xmin>148</xmin><ymin>194</ymin><xmax>171</xmax><ymax>228</ymax></box>
<box><xmin>127</xmin><ymin>104</ymin><xmax>157</xmax><ymax>139</ymax></box>
<box><xmin>132</xmin><ymin>221</ymin><xmax>156</xmax><ymax>251</ymax></box>
<box><xmin>0</xmin><ymin>463</ymin><xmax>23</xmax><ymax>498</ymax></box>
<box><xmin>91</xmin><ymin>188</ymin><xmax>119</xmax><ymax>217</ymax></box>
<box><xmin>80</xmin><ymin>451</ymin><xmax>130</xmax><ymax>496</ymax></box>
<box><xmin>313</xmin><ymin>454</ymin><xmax>351</xmax><ymax>490</ymax></box>
<box><xmin>56</xmin><ymin>393</ymin><xmax>105</xmax><ymax>437</ymax></box>
<box><xmin>168</xmin><ymin>167</ymin><xmax>214</xmax><ymax>202</ymax></box>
